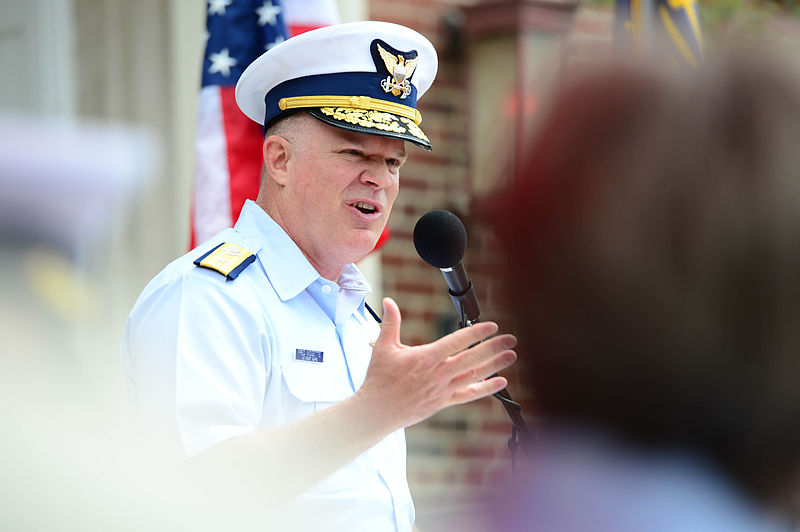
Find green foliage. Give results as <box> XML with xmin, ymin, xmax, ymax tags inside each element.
<box><xmin>697</xmin><ymin>0</ymin><xmax>798</xmax><ymax>45</ymax></box>
<box><xmin>576</xmin><ymin>0</ymin><xmax>800</xmax><ymax>46</ymax></box>
<box><xmin>699</xmin><ymin>0</ymin><xmax>745</xmax><ymax>25</ymax></box>
<box><xmin>577</xmin><ymin>0</ymin><xmax>800</xmax><ymax>18</ymax></box>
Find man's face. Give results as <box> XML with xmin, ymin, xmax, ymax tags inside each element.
<box><xmin>280</xmin><ymin>118</ymin><xmax>407</xmax><ymax>276</ymax></box>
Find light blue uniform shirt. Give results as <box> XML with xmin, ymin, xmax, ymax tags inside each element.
<box><xmin>121</xmin><ymin>200</ymin><xmax>414</xmax><ymax>531</ymax></box>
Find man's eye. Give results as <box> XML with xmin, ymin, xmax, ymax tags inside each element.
<box><xmin>346</xmin><ymin>150</ymin><xmax>364</xmax><ymax>157</ymax></box>
<box><xmin>387</xmin><ymin>159</ymin><xmax>401</xmax><ymax>168</ymax></box>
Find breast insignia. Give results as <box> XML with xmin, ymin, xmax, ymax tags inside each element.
<box><xmin>193</xmin><ymin>242</ymin><xmax>255</xmax><ymax>280</ymax></box>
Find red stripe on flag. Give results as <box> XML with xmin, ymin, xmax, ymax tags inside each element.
<box><xmin>219</xmin><ymin>86</ymin><xmax>265</xmax><ymax>224</ymax></box>
<box><xmin>373</xmin><ymin>226</ymin><xmax>390</xmax><ymax>252</ymax></box>
<box><xmin>189</xmin><ymin>199</ymin><xmax>197</xmax><ymax>249</ymax></box>
<box><xmin>288</xmin><ymin>24</ymin><xmax>327</xmax><ymax>36</ymax></box>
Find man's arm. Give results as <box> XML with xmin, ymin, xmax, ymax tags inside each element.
<box><xmin>183</xmin><ymin>297</ymin><xmax>516</xmax><ymax>504</ymax></box>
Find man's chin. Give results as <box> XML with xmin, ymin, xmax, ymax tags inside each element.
<box><xmin>347</xmin><ymin>233</ymin><xmax>382</xmax><ymax>262</ymax></box>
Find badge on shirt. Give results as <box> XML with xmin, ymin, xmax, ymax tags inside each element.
<box><xmin>296</xmin><ymin>348</ymin><xmax>324</xmax><ymax>363</ymax></box>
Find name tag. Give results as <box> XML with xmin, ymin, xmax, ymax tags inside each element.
<box><xmin>295</xmin><ymin>348</ymin><xmax>324</xmax><ymax>363</ymax></box>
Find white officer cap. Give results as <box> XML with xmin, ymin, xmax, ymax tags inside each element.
<box><xmin>236</xmin><ymin>21</ymin><xmax>438</xmax><ymax>149</ymax></box>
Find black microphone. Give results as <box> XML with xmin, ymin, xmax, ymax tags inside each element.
<box><xmin>415</xmin><ymin>210</ymin><xmax>534</xmax><ymax>451</ymax></box>
<box><xmin>413</xmin><ymin>210</ymin><xmax>480</xmax><ymax>327</ymax></box>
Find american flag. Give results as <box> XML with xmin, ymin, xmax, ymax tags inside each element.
<box><xmin>192</xmin><ymin>0</ymin><xmax>342</xmax><ymax>247</ymax></box>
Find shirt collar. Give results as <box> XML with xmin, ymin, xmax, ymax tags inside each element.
<box><xmin>335</xmin><ymin>263</ymin><xmax>372</xmax><ymax>325</ymax></box>
<box><xmin>338</xmin><ymin>263</ymin><xmax>371</xmax><ymax>293</ymax></box>
<box><xmin>234</xmin><ymin>200</ymin><xmax>319</xmax><ymax>300</ymax></box>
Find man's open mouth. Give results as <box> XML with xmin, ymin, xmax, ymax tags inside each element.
<box><xmin>351</xmin><ymin>201</ymin><xmax>378</xmax><ymax>215</ymax></box>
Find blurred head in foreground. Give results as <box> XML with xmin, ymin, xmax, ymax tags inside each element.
<box><xmin>489</xmin><ymin>53</ymin><xmax>800</xmax><ymax>527</ymax></box>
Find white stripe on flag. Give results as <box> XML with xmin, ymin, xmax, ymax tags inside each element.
<box><xmin>283</xmin><ymin>0</ymin><xmax>341</xmax><ymax>27</ymax></box>
<box><xmin>194</xmin><ymin>86</ymin><xmax>233</xmax><ymax>244</ymax></box>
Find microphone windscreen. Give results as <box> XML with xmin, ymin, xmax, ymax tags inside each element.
<box><xmin>413</xmin><ymin>210</ymin><xmax>467</xmax><ymax>268</ymax></box>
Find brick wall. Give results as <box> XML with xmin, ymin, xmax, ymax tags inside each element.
<box><xmin>367</xmin><ymin>1</ymin><xmax>800</xmax><ymax>527</ymax></box>
<box><xmin>367</xmin><ymin>0</ymin><xmax>615</xmax><ymax>522</ymax></box>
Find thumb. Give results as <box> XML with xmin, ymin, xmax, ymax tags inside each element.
<box><xmin>375</xmin><ymin>297</ymin><xmax>402</xmax><ymax>348</ymax></box>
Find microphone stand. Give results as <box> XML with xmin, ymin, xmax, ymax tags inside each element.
<box><xmin>449</xmin><ymin>283</ymin><xmax>533</xmax><ymax>473</ymax></box>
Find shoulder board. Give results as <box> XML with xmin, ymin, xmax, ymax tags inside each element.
<box><xmin>193</xmin><ymin>242</ymin><xmax>255</xmax><ymax>280</ymax></box>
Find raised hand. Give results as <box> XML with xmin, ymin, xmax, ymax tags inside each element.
<box><xmin>357</xmin><ymin>297</ymin><xmax>517</xmax><ymax>431</ymax></box>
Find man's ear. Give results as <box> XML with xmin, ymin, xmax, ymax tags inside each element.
<box><xmin>263</xmin><ymin>135</ymin><xmax>292</xmax><ymax>186</ymax></box>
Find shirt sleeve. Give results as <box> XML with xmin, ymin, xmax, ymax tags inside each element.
<box><xmin>123</xmin><ymin>267</ymin><xmax>269</xmax><ymax>458</ymax></box>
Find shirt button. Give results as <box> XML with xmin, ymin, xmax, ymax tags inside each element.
<box><xmin>321</xmin><ymin>284</ymin><xmax>332</xmax><ymax>294</ymax></box>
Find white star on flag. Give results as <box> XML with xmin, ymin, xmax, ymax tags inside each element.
<box><xmin>256</xmin><ymin>1</ymin><xmax>281</xmax><ymax>26</ymax></box>
<box><xmin>208</xmin><ymin>0</ymin><xmax>232</xmax><ymax>16</ymax></box>
<box><xmin>208</xmin><ymin>48</ymin><xmax>237</xmax><ymax>77</ymax></box>
<box><xmin>265</xmin><ymin>35</ymin><xmax>285</xmax><ymax>50</ymax></box>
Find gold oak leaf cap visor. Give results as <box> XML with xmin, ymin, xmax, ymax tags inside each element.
<box><xmin>235</xmin><ymin>21</ymin><xmax>438</xmax><ymax>150</ymax></box>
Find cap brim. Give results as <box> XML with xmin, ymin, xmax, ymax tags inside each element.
<box><xmin>308</xmin><ymin>107</ymin><xmax>432</xmax><ymax>150</ymax></box>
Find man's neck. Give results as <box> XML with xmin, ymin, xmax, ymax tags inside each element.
<box><xmin>254</xmin><ymin>197</ymin><xmax>345</xmax><ymax>283</ymax></box>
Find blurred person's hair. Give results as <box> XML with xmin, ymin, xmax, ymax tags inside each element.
<box><xmin>489</xmin><ymin>53</ymin><xmax>800</xmax><ymax>505</ymax></box>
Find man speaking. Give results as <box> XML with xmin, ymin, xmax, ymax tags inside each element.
<box><xmin>121</xmin><ymin>21</ymin><xmax>516</xmax><ymax>531</ymax></box>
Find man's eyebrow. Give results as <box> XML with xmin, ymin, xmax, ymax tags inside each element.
<box><xmin>335</xmin><ymin>130</ymin><xmax>407</xmax><ymax>159</ymax></box>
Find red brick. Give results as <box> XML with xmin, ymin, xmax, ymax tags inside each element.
<box><xmin>394</xmin><ymin>282</ymin><xmax>436</xmax><ymax>295</ymax></box>
<box><xmin>390</xmin><ymin>230</ymin><xmax>413</xmax><ymax>241</ymax></box>
<box><xmin>481</xmin><ymin>420</ymin><xmax>513</xmax><ymax>435</ymax></box>
<box><xmin>453</xmin><ymin>444</ymin><xmax>496</xmax><ymax>459</ymax></box>
<box><xmin>381</xmin><ymin>254</ymin><xmax>408</xmax><ymax>267</ymax></box>
<box><xmin>463</xmin><ymin>466</ymin><xmax>485</xmax><ymax>486</ymax></box>
<box><xmin>400</xmin><ymin>177</ymin><xmax>429</xmax><ymax>190</ymax></box>
<box><xmin>408</xmin><ymin>336</ymin><xmax>427</xmax><ymax>346</ymax></box>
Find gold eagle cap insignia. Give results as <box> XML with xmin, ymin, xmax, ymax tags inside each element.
<box><xmin>377</xmin><ymin>43</ymin><xmax>417</xmax><ymax>99</ymax></box>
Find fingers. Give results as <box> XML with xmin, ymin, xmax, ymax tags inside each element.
<box><xmin>373</xmin><ymin>297</ymin><xmax>402</xmax><ymax>349</ymax></box>
<box><xmin>426</xmin><ymin>321</ymin><xmax>500</xmax><ymax>361</ymax></box>
<box><xmin>450</xmin><ymin>375</ymin><xmax>509</xmax><ymax>405</ymax></box>
<box><xmin>442</xmin><ymin>333</ymin><xmax>516</xmax><ymax>407</ymax></box>
<box><xmin>446</xmin><ymin>334</ymin><xmax>517</xmax><ymax>382</ymax></box>
<box><xmin>450</xmin><ymin>347</ymin><xmax>517</xmax><ymax>389</ymax></box>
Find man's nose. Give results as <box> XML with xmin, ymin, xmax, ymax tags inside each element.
<box><xmin>360</xmin><ymin>161</ymin><xmax>392</xmax><ymax>188</ymax></box>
